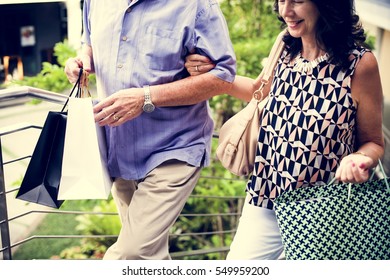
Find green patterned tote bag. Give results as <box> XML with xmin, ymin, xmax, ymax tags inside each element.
<box><xmin>274</xmin><ymin>161</ymin><xmax>390</xmax><ymax>260</ymax></box>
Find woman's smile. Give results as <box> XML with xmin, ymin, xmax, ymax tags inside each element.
<box><xmin>285</xmin><ymin>19</ymin><xmax>304</xmax><ymax>29</ymax></box>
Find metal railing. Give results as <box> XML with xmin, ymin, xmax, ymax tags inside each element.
<box><xmin>1</xmin><ymin>86</ymin><xmax>389</xmax><ymax>260</ymax></box>
<box><xmin>0</xmin><ymin>86</ymin><xmax>245</xmax><ymax>260</ymax></box>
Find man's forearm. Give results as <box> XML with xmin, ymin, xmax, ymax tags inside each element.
<box><xmin>150</xmin><ymin>73</ymin><xmax>234</xmax><ymax>107</ymax></box>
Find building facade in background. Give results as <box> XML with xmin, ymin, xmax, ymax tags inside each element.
<box><xmin>0</xmin><ymin>0</ymin><xmax>81</xmax><ymax>82</ymax></box>
<box><xmin>356</xmin><ymin>0</ymin><xmax>390</xmax><ymax>101</ymax></box>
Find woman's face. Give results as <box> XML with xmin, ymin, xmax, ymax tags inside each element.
<box><xmin>278</xmin><ymin>0</ymin><xmax>320</xmax><ymax>41</ymax></box>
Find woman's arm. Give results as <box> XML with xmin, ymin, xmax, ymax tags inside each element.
<box><xmin>185</xmin><ymin>54</ymin><xmax>274</xmax><ymax>102</ymax></box>
<box><xmin>335</xmin><ymin>51</ymin><xmax>385</xmax><ymax>183</ymax></box>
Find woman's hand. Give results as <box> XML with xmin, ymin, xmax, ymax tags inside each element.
<box><xmin>335</xmin><ymin>153</ymin><xmax>374</xmax><ymax>184</ymax></box>
<box><xmin>185</xmin><ymin>54</ymin><xmax>215</xmax><ymax>76</ymax></box>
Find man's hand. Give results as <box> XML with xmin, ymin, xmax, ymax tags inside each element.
<box><xmin>93</xmin><ymin>88</ymin><xmax>144</xmax><ymax>127</ymax></box>
<box><xmin>65</xmin><ymin>52</ymin><xmax>93</xmax><ymax>84</ymax></box>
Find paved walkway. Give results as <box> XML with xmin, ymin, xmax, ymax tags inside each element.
<box><xmin>0</xmin><ymin>100</ymin><xmax>63</xmax><ymax>254</ymax></box>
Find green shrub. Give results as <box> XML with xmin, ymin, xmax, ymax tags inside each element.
<box><xmin>52</xmin><ymin>199</ymin><xmax>120</xmax><ymax>259</ymax></box>
<box><xmin>11</xmin><ymin>40</ymin><xmax>96</xmax><ymax>94</ymax></box>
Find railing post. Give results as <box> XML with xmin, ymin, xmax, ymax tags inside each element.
<box><xmin>0</xmin><ymin>137</ymin><xmax>12</xmax><ymax>260</ymax></box>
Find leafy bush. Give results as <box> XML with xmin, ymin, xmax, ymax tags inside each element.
<box><xmin>74</xmin><ymin>199</ymin><xmax>121</xmax><ymax>247</ymax></box>
<box><xmin>53</xmin><ymin>199</ymin><xmax>120</xmax><ymax>259</ymax></box>
<box><xmin>11</xmin><ymin>40</ymin><xmax>76</xmax><ymax>93</ymax></box>
<box><xmin>11</xmin><ymin>40</ymin><xmax>96</xmax><ymax>94</ymax></box>
<box><xmin>12</xmin><ymin>200</ymin><xmax>93</xmax><ymax>260</ymax></box>
<box><xmin>212</xmin><ymin>0</ymin><xmax>281</xmax><ymax>126</ymax></box>
<box><xmin>54</xmin><ymin>239</ymin><xmax>107</xmax><ymax>260</ymax></box>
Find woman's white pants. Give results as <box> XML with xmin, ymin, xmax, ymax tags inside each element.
<box><xmin>227</xmin><ymin>196</ymin><xmax>285</xmax><ymax>260</ymax></box>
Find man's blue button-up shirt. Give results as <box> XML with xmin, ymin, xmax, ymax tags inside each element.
<box><xmin>82</xmin><ymin>0</ymin><xmax>236</xmax><ymax>180</ymax></box>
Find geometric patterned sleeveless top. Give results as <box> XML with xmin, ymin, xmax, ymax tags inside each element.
<box><xmin>247</xmin><ymin>47</ymin><xmax>368</xmax><ymax>210</ymax></box>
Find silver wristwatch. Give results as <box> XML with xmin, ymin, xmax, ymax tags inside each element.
<box><xmin>142</xmin><ymin>85</ymin><xmax>155</xmax><ymax>113</ymax></box>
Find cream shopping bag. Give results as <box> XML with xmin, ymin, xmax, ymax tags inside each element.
<box><xmin>58</xmin><ymin>95</ymin><xmax>112</xmax><ymax>200</ymax></box>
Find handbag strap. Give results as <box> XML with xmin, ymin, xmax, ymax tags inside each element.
<box><xmin>253</xmin><ymin>30</ymin><xmax>286</xmax><ymax>101</ymax></box>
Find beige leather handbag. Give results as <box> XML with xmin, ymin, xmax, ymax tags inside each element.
<box><xmin>216</xmin><ymin>31</ymin><xmax>285</xmax><ymax>176</ymax></box>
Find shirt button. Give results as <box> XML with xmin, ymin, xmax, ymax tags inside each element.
<box><xmin>117</xmin><ymin>64</ymin><xmax>123</xmax><ymax>68</ymax></box>
<box><xmin>122</xmin><ymin>36</ymin><xmax>128</xmax><ymax>41</ymax></box>
<box><xmin>126</xmin><ymin>7</ymin><xmax>131</xmax><ymax>13</ymax></box>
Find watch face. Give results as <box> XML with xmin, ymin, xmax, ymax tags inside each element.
<box><xmin>143</xmin><ymin>103</ymin><xmax>155</xmax><ymax>113</ymax></box>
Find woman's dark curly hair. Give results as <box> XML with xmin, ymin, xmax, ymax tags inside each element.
<box><xmin>273</xmin><ymin>0</ymin><xmax>369</xmax><ymax>68</ymax></box>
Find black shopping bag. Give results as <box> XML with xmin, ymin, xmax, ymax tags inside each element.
<box><xmin>16</xmin><ymin>111</ymin><xmax>67</xmax><ymax>208</ymax></box>
<box><xmin>16</xmin><ymin>69</ymin><xmax>83</xmax><ymax>208</ymax></box>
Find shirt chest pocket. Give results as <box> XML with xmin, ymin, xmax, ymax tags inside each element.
<box><xmin>139</xmin><ymin>26</ymin><xmax>184</xmax><ymax>71</ymax></box>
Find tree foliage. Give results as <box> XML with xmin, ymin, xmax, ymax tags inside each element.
<box><xmin>213</xmin><ymin>0</ymin><xmax>280</xmax><ymax>126</ymax></box>
<box><xmin>11</xmin><ymin>40</ymin><xmax>77</xmax><ymax>93</ymax></box>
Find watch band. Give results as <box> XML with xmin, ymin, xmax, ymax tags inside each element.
<box><xmin>143</xmin><ymin>85</ymin><xmax>155</xmax><ymax>113</ymax></box>
<box><xmin>143</xmin><ymin>85</ymin><xmax>151</xmax><ymax>103</ymax></box>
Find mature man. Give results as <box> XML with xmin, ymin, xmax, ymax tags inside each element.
<box><xmin>65</xmin><ymin>0</ymin><xmax>236</xmax><ymax>260</ymax></box>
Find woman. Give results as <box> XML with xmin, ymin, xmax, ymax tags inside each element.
<box><xmin>186</xmin><ymin>0</ymin><xmax>384</xmax><ymax>259</ymax></box>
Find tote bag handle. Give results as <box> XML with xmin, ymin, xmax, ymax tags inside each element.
<box><xmin>327</xmin><ymin>159</ymin><xmax>390</xmax><ymax>201</ymax></box>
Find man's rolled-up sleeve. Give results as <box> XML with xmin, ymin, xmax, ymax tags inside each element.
<box><xmin>194</xmin><ymin>0</ymin><xmax>236</xmax><ymax>83</ymax></box>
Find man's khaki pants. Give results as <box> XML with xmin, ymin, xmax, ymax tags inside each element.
<box><xmin>103</xmin><ymin>160</ymin><xmax>201</xmax><ymax>260</ymax></box>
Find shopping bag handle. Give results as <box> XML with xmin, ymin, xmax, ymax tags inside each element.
<box><xmin>347</xmin><ymin>160</ymin><xmax>389</xmax><ymax>201</ymax></box>
<box><xmin>376</xmin><ymin>160</ymin><xmax>390</xmax><ymax>191</ymax></box>
<box><xmin>328</xmin><ymin>159</ymin><xmax>389</xmax><ymax>201</ymax></box>
<box><xmin>61</xmin><ymin>68</ymin><xmax>84</xmax><ymax>112</ymax></box>
<box><xmin>77</xmin><ymin>71</ymin><xmax>91</xmax><ymax>98</ymax></box>
<box><xmin>328</xmin><ymin>159</ymin><xmax>388</xmax><ymax>184</ymax></box>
